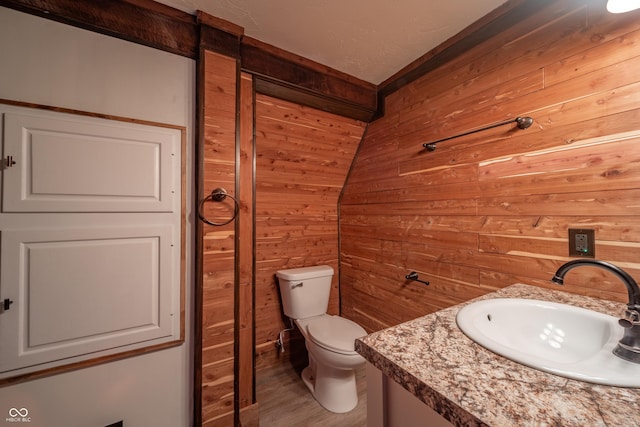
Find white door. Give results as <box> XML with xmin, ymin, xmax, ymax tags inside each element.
<box><xmin>0</xmin><ymin>104</ymin><xmax>183</xmax><ymax>380</ymax></box>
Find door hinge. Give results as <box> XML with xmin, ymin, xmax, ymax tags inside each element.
<box><xmin>3</xmin><ymin>298</ymin><xmax>14</xmax><ymax>311</ymax></box>
<box><xmin>2</xmin><ymin>155</ymin><xmax>16</xmax><ymax>170</ymax></box>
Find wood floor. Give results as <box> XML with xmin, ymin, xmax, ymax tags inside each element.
<box><xmin>256</xmin><ymin>362</ymin><xmax>367</xmax><ymax>427</ymax></box>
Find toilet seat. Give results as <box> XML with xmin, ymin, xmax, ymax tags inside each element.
<box><xmin>306</xmin><ymin>315</ymin><xmax>366</xmax><ymax>354</ymax></box>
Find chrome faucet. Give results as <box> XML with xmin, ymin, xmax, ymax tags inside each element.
<box><xmin>552</xmin><ymin>259</ymin><xmax>640</xmax><ymax>364</ymax></box>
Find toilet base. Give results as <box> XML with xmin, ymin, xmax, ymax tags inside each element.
<box><xmin>301</xmin><ymin>362</ymin><xmax>359</xmax><ymax>413</ymax></box>
<box><xmin>292</xmin><ymin>315</ymin><xmax>366</xmax><ymax>414</ymax></box>
<box><xmin>301</xmin><ymin>366</ymin><xmax>315</xmax><ymax>394</ymax></box>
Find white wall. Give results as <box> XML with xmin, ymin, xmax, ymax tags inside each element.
<box><xmin>0</xmin><ymin>7</ymin><xmax>195</xmax><ymax>427</ymax></box>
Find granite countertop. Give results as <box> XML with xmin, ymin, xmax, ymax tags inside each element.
<box><xmin>355</xmin><ymin>283</ymin><xmax>640</xmax><ymax>427</ymax></box>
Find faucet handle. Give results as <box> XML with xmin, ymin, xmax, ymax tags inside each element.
<box><xmin>619</xmin><ymin>309</ymin><xmax>640</xmax><ymax>328</ymax></box>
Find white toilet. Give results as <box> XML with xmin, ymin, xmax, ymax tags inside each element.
<box><xmin>276</xmin><ymin>265</ymin><xmax>367</xmax><ymax>413</ymax></box>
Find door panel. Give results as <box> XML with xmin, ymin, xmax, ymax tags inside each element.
<box><xmin>2</xmin><ymin>109</ymin><xmax>179</xmax><ymax>212</ymax></box>
<box><xmin>0</xmin><ymin>225</ymin><xmax>177</xmax><ymax>377</ymax></box>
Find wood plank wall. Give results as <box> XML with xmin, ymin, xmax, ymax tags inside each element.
<box><xmin>199</xmin><ymin>50</ymin><xmax>238</xmax><ymax>426</ymax></box>
<box><xmin>254</xmin><ymin>94</ymin><xmax>366</xmax><ymax>370</ymax></box>
<box><xmin>340</xmin><ymin>0</ymin><xmax>640</xmax><ymax>333</ymax></box>
<box><xmin>197</xmin><ymin>56</ymin><xmax>257</xmax><ymax>427</ymax></box>
<box><xmin>238</xmin><ymin>72</ymin><xmax>258</xmax><ymax>426</ymax></box>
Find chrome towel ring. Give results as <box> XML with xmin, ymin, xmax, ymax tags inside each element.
<box><xmin>198</xmin><ymin>187</ymin><xmax>239</xmax><ymax>226</ymax></box>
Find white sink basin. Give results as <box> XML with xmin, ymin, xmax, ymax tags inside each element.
<box><xmin>456</xmin><ymin>298</ymin><xmax>640</xmax><ymax>387</ymax></box>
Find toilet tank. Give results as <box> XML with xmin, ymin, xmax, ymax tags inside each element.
<box><xmin>276</xmin><ymin>265</ymin><xmax>334</xmax><ymax>319</ymax></box>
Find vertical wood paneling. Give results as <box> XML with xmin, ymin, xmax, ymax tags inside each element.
<box><xmin>254</xmin><ymin>95</ymin><xmax>366</xmax><ymax>370</ymax></box>
<box><xmin>200</xmin><ymin>50</ymin><xmax>238</xmax><ymax>426</ymax></box>
<box><xmin>340</xmin><ymin>1</ymin><xmax>640</xmax><ymax>333</ymax></box>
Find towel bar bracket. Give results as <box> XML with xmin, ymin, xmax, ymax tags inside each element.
<box><xmin>405</xmin><ymin>271</ymin><xmax>430</xmax><ymax>286</ymax></box>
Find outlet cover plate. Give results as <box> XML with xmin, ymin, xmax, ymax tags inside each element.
<box><xmin>568</xmin><ymin>228</ymin><xmax>595</xmax><ymax>258</ymax></box>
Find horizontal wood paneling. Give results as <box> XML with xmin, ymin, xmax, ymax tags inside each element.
<box><xmin>198</xmin><ymin>50</ymin><xmax>237</xmax><ymax>426</ymax></box>
<box><xmin>254</xmin><ymin>94</ymin><xmax>366</xmax><ymax>371</ymax></box>
<box><xmin>341</xmin><ymin>0</ymin><xmax>640</xmax><ymax>333</ymax></box>
<box><xmin>378</xmin><ymin>0</ymin><xmax>563</xmax><ymax>101</ymax></box>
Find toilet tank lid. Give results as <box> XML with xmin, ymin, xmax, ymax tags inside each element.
<box><xmin>276</xmin><ymin>265</ymin><xmax>334</xmax><ymax>280</ymax></box>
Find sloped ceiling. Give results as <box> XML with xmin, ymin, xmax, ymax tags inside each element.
<box><xmin>153</xmin><ymin>0</ymin><xmax>509</xmax><ymax>84</ymax></box>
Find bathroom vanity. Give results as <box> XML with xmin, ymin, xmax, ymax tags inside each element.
<box><xmin>356</xmin><ymin>284</ymin><xmax>640</xmax><ymax>426</ymax></box>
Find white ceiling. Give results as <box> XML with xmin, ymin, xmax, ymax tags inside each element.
<box><xmin>154</xmin><ymin>0</ymin><xmax>509</xmax><ymax>85</ymax></box>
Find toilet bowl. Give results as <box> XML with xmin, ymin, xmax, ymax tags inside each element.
<box><xmin>296</xmin><ymin>315</ymin><xmax>366</xmax><ymax>413</ymax></box>
<box><xmin>276</xmin><ymin>266</ymin><xmax>367</xmax><ymax>413</ymax></box>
